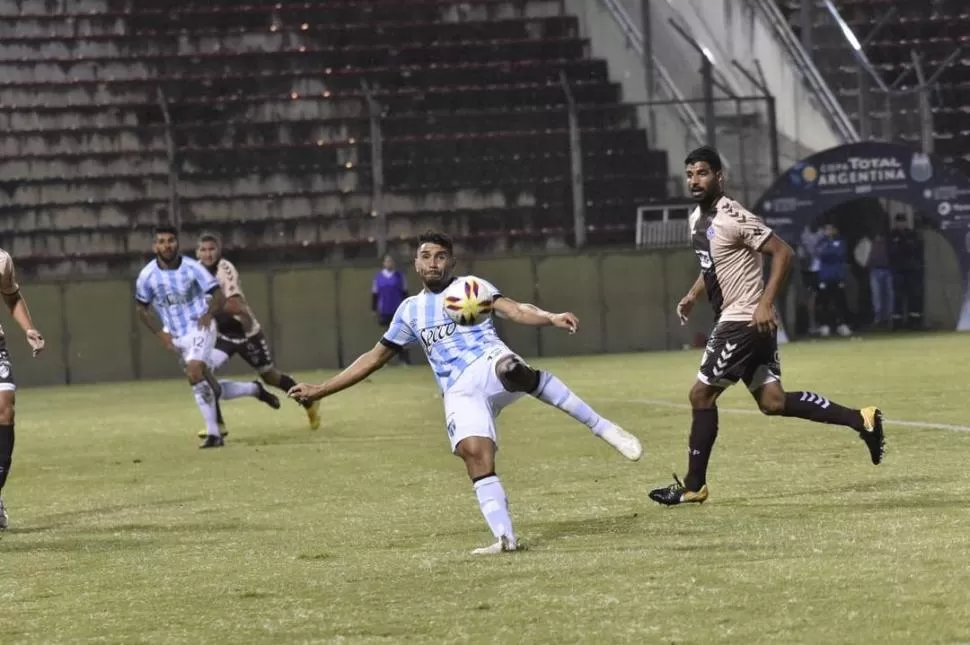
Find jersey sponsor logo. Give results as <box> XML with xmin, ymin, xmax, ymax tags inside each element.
<box><xmin>419</xmin><ymin>322</ymin><xmax>457</xmax><ymax>350</ymax></box>
<box><xmin>161</xmin><ymin>292</ymin><xmax>192</xmax><ymax>306</ymax></box>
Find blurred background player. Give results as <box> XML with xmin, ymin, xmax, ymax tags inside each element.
<box><xmin>865</xmin><ymin>230</ymin><xmax>894</xmax><ymax>329</ymax></box>
<box><xmin>136</xmin><ymin>226</ymin><xmax>244</xmax><ymax>448</ymax></box>
<box><xmin>372</xmin><ymin>254</ymin><xmax>410</xmax><ymax>365</ymax></box>
<box><xmin>289</xmin><ymin>231</ymin><xmax>642</xmax><ymax>554</ymax></box>
<box><xmin>889</xmin><ymin>214</ymin><xmax>924</xmax><ymax>330</ymax></box>
<box><xmin>0</xmin><ymin>248</ymin><xmax>46</xmax><ymax>530</ymax></box>
<box><xmin>797</xmin><ymin>224</ymin><xmax>823</xmax><ymax>335</ymax></box>
<box><xmin>196</xmin><ymin>233</ymin><xmax>320</xmax><ymax>431</ymax></box>
<box><xmin>649</xmin><ymin>146</ymin><xmax>884</xmax><ymax>507</ymax></box>
<box><xmin>815</xmin><ymin>223</ymin><xmax>852</xmax><ymax>337</ymax></box>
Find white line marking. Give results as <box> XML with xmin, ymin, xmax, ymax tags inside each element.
<box><xmin>601</xmin><ymin>397</ymin><xmax>970</xmax><ymax>433</ymax></box>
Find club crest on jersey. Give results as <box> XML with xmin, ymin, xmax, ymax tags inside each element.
<box><xmin>706</xmin><ymin>226</ymin><xmax>716</xmax><ymax>239</ymax></box>
<box><xmin>419</xmin><ymin>322</ymin><xmax>457</xmax><ymax>350</ymax></box>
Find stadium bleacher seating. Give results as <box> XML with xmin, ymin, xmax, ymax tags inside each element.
<box><xmin>788</xmin><ymin>0</ymin><xmax>970</xmax><ymax>175</ymax></box>
<box><xmin>0</xmin><ymin>0</ymin><xmax>669</xmax><ymax>275</ymax></box>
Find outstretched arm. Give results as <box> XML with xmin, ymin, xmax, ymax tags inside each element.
<box><xmin>288</xmin><ymin>341</ymin><xmax>398</xmax><ymax>402</ymax></box>
<box><xmin>492</xmin><ymin>297</ymin><xmax>578</xmax><ymax>333</ymax></box>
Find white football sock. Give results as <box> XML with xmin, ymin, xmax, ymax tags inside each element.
<box><xmin>192</xmin><ymin>382</ymin><xmax>221</xmax><ymax>437</ymax></box>
<box><xmin>219</xmin><ymin>380</ymin><xmax>259</xmax><ymax>400</ymax></box>
<box><xmin>473</xmin><ymin>475</ymin><xmax>515</xmax><ymax>541</ymax></box>
<box><xmin>531</xmin><ymin>371</ymin><xmax>613</xmax><ymax>436</ymax></box>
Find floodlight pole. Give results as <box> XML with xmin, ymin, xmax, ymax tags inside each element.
<box><xmin>561</xmin><ymin>71</ymin><xmax>587</xmax><ymax>248</ymax></box>
<box><xmin>155</xmin><ymin>86</ymin><xmax>180</xmax><ymax>232</ymax></box>
<box><xmin>361</xmin><ymin>80</ymin><xmax>387</xmax><ymax>258</ymax></box>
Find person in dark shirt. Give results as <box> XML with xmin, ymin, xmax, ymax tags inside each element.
<box><xmin>888</xmin><ymin>214</ymin><xmax>924</xmax><ymax>329</ymax></box>
<box><xmin>866</xmin><ymin>232</ymin><xmax>894</xmax><ymax>328</ymax></box>
<box><xmin>815</xmin><ymin>224</ymin><xmax>852</xmax><ymax>337</ymax></box>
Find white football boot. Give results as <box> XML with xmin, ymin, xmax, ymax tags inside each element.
<box><xmin>598</xmin><ymin>424</ymin><xmax>643</xmax><ymax>461</ymax></box>
<box><xmin>471</xmin><ymin>534</ymin><xmax>518</xmax><ymax>555</ymax></box>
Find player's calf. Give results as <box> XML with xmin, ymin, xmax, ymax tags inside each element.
<box><xmin>0</xmin><ymin>393</ymin><xmax>15</xmax><ymax>527</ymax></box>
<box><xmin>187</xmin><ymin>360</ymin><xmax>223</xmax><ymax>446</ymax></box>
<box><xmin>456</xmin><ymin>437</ymin><xmax>516</xmax><ymax>552</ymax></box>
<box><xmin>495</xmin><ymin>355</ymin><xmax>641</xmax><ymax>460</ymax></box>
<box><xmin>683</xmin><ymin>381</ymin><xmax>722</xmax><ymax>493</ymax></box>
<box><xmin>753</xmin><ymin>383</ymin><xmax>885</xmax><ymax>465</ymax></box>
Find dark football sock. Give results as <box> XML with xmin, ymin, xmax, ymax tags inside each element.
<box><xmin>275</xmin><ymin>373</ymin><xmax>310</xmax><ymax>408</ymax></box>
<box><xmin>684</xmin><ymin>408</ymin><xmax>718</xmax><ymax>492</ymax></box>
<box><xmin>215</xmin><ymin>400</ymin><xmax>224</xmax><ymax>426</ymax></box>
<box><xmin>783</xmin><ymin>392</ymin><xmax>863</xmax><ymax>431</ymax></box>
<box><xmin>275</xmin><ymin>373</ymin><xmax>297</xmax><ymax>392</ymax></box>
<box><xmin>0</xmin><ymin>424</ymin><xmax>14</xmax><ymax>492</ymax></box>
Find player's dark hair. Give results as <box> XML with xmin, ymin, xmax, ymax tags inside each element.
<box><xmin>153</xmin><ymin>225</ymin><xmax>178</xmax><ymax>238</ymax></box>
<box><xmin>198</xmin><ymin>231</ymin><xmax>221</xmax><ymax>246</ymax></box>
<box><xmin>684</xmin><ymin>145</ymin><xmax>723</xmax><ymax>172</ymax></box>
<box><xmin>417</xmin><ymin>230</ymin><xmax>454</xmax><ymax>254</ymax></box>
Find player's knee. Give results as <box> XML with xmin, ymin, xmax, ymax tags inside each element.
<box><xmin>456</xmin><ymin>445</ymin><xmax>494</xmax><ymax>478</ymax></box>
<box><xmin>495</xmin><ymin>355</ymin><xmax>538</xmax><ymax>393</ymax></box>
<box><xmin>185</xmin><ymin>362</ymin><xmax>205</xmax><ymax>384</ymax></box>
<box><xmin>757</xmin><ymin>390</ymin><xmax>786</xmax><ymax>416</ymax></box>
<box><xmin>688</xmin><ymin>382</ymin><xmax>718</xmax><ymax>408</ymax></box>
<box><xmin>0</xmin><ymin>402</ymin><xmax>14</xmax><ymax>425</ymax></box>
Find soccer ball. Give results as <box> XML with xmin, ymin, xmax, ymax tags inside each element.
<box><xmin>442</xmin><ymin>277</ymin><xmax>494</xmax><ymax>325</ymax></box>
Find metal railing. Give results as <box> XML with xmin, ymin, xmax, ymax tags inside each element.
<box><xmin>749</xmin><ymin>0</ymin><xmax>859</xmax><ymax>143</ymax></box>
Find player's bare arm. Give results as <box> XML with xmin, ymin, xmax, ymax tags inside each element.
<box><xmin>135</xmin><ymin>301</ymin><xmax>176</xmax><ymax>352</ymax></box>
<box><xmin>222</xmin><ymin>294</ymin><xmax>256</xmax><ymax>333</ymax></box>
<box><xmin>751</xmin><ymin>234</ymin><xmax>794</xmax><ymax>334</ymax></box>
<box><xmin>288</xmin><ymin>341</ymin><xmax>398</xmax><ymax>402</ymax></box>
<box><xmin>678</xmin><ymin>272</ymin><xmax>706</xmax><ymax>325</ymax></box>
<box><xmin>2</xmin><ymin>289</ymin><xmax>44</xmax><ymax>357</ymax></box>
<box><xmin>197</xmin><ymin>286</ymin><xmax>225</xmax><ymax>329</ymax></box>
<box><xmin>492</xmin><ymin>297</ymin><xmax>578</xmax><ymax>333</ymax></box>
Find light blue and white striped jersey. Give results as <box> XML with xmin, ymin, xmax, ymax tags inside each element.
<box><xmin>135</xmin><ymin>256</ymin><xmax>219</xmax><ymax>338</ymax></box>
<box><xmin>382</xmin><ymin>275</ymin><xmax>506</xmax><ymax>392</ymax></box>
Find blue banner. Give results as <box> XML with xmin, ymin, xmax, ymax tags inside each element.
<box><xmin>753</xmin><ymin>141</ymin><xmax>970</xmax><ymax>330</ymax></box>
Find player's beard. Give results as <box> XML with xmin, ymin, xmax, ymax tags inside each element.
<box><xmin>156</xmin><ymin>249</ymin><xmax>178</xmax><ymax>265</ymax></box>
<box><xmin>693</xmin><ymin>186</ymin><xmax>720</xmax><ymax>208</ymax></box>
<box><xmin>422</xmin><ymin>271</ymin><xmax>450</xmax><ymax>292</ymax></box>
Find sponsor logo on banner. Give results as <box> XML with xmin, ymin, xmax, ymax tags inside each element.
<box><xmin>789</xmin><ymin>156</ymin><xmax>910</xmax><ymax>193</ymax></box>
<box><xmin>937</xmin><ymin>202</ymin><xmax>970</xmax><ymax>217</ymax></box>
<box><xmin>910</xmin><ymin>152</ymin><xmax>933</xmax><ymax>183</ymax></box>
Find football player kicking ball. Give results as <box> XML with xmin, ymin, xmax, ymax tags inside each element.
<box><xmin>289</xmin><ymin>231</ymin><xmax>642</xmax><ymax>554</ymax></box>
<box><xmin>648</xmin><ymin>146</ymin><xmax>884</xmax><ymax>507</ymax></box>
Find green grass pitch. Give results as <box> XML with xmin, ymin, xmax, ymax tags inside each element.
<box><xmin>3</xmin><ymin>333</ymin><xmax>970</xmax><ymax>644</ymax></box>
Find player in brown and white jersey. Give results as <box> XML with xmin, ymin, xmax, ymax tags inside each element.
<box><xmin>196</xmin><ymin>234</ymin><xmax>321</xmax><ymax>431</ymax></box>
<box><xmin>0</xmin><ymin>249</ymin><xmax>46</xmax><ymax>529</ymax></box>
<box><xmin>648</xmin><ymin>146</ymin><xmax>885</xmax><ymax>507</ymax></box>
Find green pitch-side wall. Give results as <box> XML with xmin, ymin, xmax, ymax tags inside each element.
<box><xmin>6</xmin><ymin>234</ymin><xmax>962</xmax><ymax>387</ymax></box>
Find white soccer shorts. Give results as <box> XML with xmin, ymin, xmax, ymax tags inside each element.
<box><xmin>442</xmin><ymin>344</ymin><xmax>525</xmax><ymax>453</ymax></box>
<box><xmin>173</xmin><ymin>320</ymin><xmax>217</xmax><ymax>366</ymax></box>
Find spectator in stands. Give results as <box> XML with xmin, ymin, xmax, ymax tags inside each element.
<box><xmin>816</xmin><ymin>223</ymin><xmax>852</xmax><ymax>337</ymax></box>
<box><xmin>797</xmin><ymin>224</ymin><xmax>824</xmax><ymax>335</ymax></box>
<box><xmin>889</xmin><ymin>214</ymin><xmax>924</xmax><ymax>330</ymax></box>
<box><xmin>372</xmin><ymin>254</ymin><xmax>410</xmax><ymax>365</ymax></box>
<box><xmin>865</xmin><ymin>230</ymin><xmax>894</xmax><ymax>329</ymax></box>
